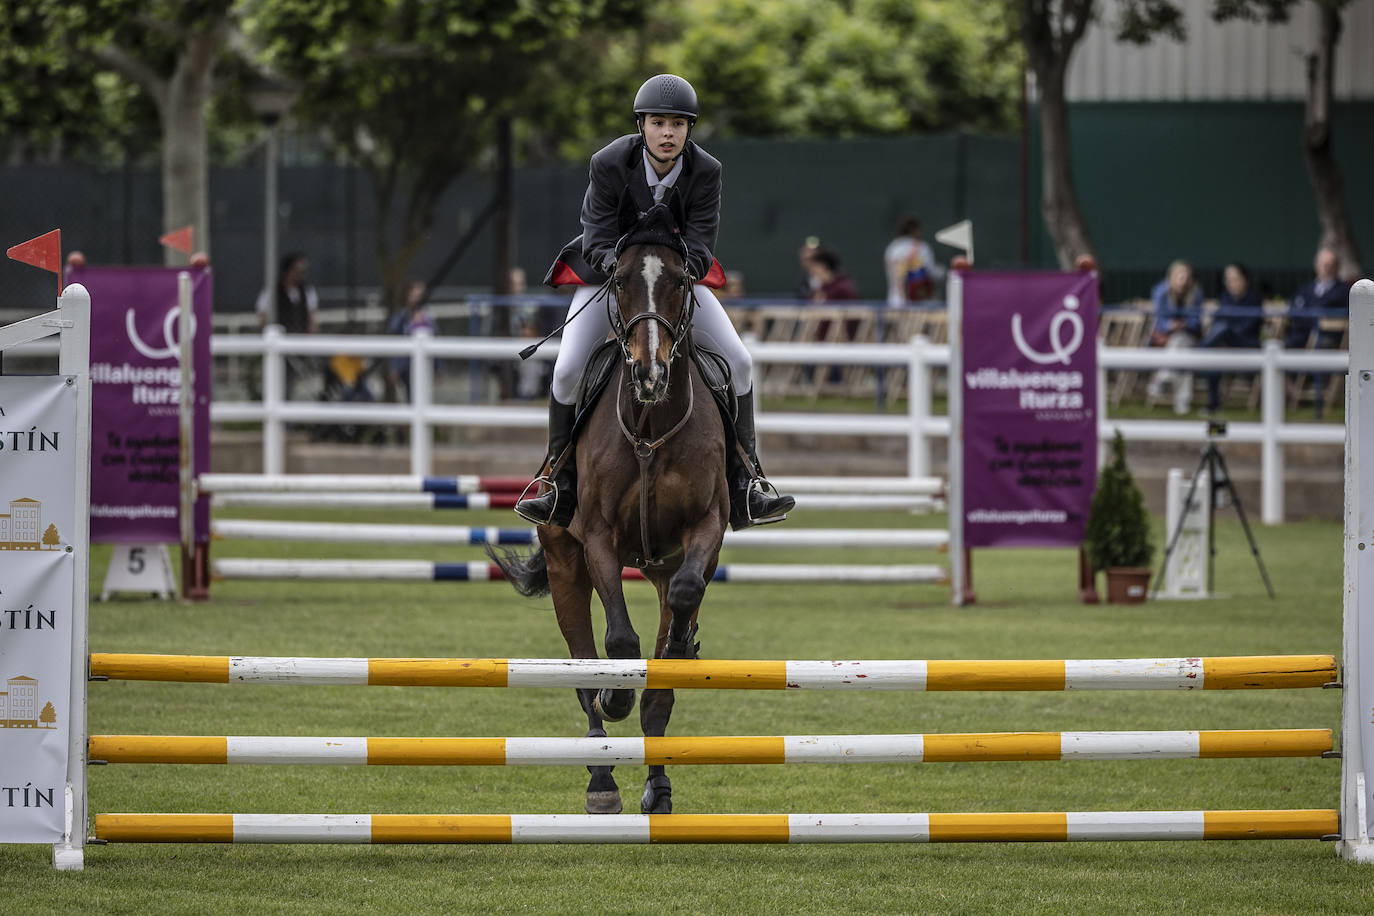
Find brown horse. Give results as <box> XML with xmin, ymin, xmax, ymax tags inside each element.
<box><xmin>490</xmin><ymin>210</ymin><xmax>729</xmax><ymax>815</ymax></box>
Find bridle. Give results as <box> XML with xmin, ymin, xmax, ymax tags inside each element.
<box><xmin>607</xmin><ymin>240</ymin><xmax>701</xmax><ymax>569</ymax></box>
<box><xmin>606</xmin><ymin>259</ymin><xmax>698</xmax><ymax>369</ymax></box>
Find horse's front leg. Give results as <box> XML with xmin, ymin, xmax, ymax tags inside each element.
<box><xmin>640</xmin><ymin>518</ymin><xmax>725</xmax><ymax>814</ymax></box>
<box><xmin>663</xmin><ymin>515</ymin><xmax>724</xmax><ymax>658</ymax></box>
<box><xmin>542</xmin><ymin>528</ymin><xmax>621</xmax><ymax>814</ymax></box>
<box><xmin>582</xmin><ymin>530</ymin><xmax>640</xmax><ymax>723</ymax></box>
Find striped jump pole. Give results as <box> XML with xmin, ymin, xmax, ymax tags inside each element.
<box><xmin>93</xmin><ymin>810</ymin><xmax>1340</xmax><ymax>845</ymax></box>
<box><xmin>200</xmin><ymin>473</ymin><xmax>528</xmax><ymax>495</ymax></box>
<box><xmin>209</xmin><ymin>519</ymin><xmax>950</xmax><ymax>550</ymax></box>
<box><xmin>87</xmin><ymin>654</ymin><xmax>1338</xmax><ymax>691</ymax></box>
<box><xmin>87</xmin><ymin>729</ymin><xmax>1333</xmax><ymax>766</ymax></box>
<box><xmin>211</xmin><ymin>492</ymin><xmax>519</xmax><ymax>510</ymax></box>
<box><xmin>200</xmin><ymin>473</ymin><xmax>945</xmax><ymax>497</ymax></box>
<box><xmin>210</xmin><ymin>491</ymin><xmax>936</xmax><ymax>512</ymax></box>
<box><xmin>209</xmin><ymin>559</ymin><xmax>950</xmax><ymax>584</ymax></box>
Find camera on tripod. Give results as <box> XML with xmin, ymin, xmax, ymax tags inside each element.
<box><xmin>1206</xmin><ymin>418</ymin><xmax>1228</xmax><ymax>438</ymax></box>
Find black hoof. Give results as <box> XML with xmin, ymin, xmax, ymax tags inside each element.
<box><xmin>641</xmin><ymin>774</ymin><xmax>672</xmax><ymax>814</ymax></box>
<box><xmin>592</xmin><ymin>687</ymin><xmax>636</xmax><ymax>722</ymax></box>
<box><xmin>586</xmin><ymin>789</ymin><xmax>623</xmax><ymax>815</ymax></box>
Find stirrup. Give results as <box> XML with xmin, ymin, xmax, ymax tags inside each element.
<box><xmin>514</xmin><ymin>475</ymin><xmax>560</xmax><ymax>525</ymax></box>
<box><xmin>746</xmin><ymin>478</ymin><xmax>792</xmax><ymax>526</ymax></box>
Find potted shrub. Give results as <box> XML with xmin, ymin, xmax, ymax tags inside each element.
<box><xmin>1084</xmin><ymin>430</ymin><xmax>1155</xmax><ymax>604</ymax></box>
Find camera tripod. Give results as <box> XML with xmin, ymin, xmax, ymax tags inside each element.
<box><xmin>1151</xmin><ymin>431</ymin><xmax>1275</xmax><ymax>599</ymax></box>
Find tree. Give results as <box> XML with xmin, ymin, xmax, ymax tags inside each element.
<box><xmin>543</xmin><ymin>0</ymin><xmax>1021</xmax><ymax>157</ymax></box>
<box><xmin>42</xmin><ymin>523</ymin><xmax>60</xmax><ymax>547</ymax></box>
<box><xmin>0</xmin><ymin>6</ymin><xmax>156</xmax><ymax>165</ymax></box>
<box><xmin>1213</xmin><ymin>0</ymin><xmax>1362</xmax><ymax>278</ymax></box>
<box><xmin>39</xmin><ymin>701</ymin><xmax>57</xmax><ymax>727</ymax></box>
<box><xmin>249</xmin><ymin>0</ymin><xmax>648</xmax><ymax>310</ymax></box>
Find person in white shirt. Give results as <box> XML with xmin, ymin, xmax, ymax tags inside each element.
<box><xmin>883</xmin><ymin>216</ymin><xmax>945</xmax><ymax>305</ymax></box>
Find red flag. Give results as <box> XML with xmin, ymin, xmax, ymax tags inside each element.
<box><xmin>7</xmin><ymin>229</ymin><xmax>61</xmax><ymax>273</ymax></box>
<box><xmin>159</xmin><ymin>226</ymin><xmax>194</xmax><ymax>254</ymax></box>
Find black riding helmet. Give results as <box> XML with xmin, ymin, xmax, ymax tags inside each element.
<box><xmin>633</xmin><ymin>74</ymin><xmax>698</xmax><ymax>121</ymax></box>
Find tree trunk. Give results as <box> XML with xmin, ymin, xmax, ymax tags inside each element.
<box><xmin>1303</xmin><ymin>4</ymin><xmax>1362</xmax><ymax>279</ymax></box>
<box><xmin>160</xmin><ymin>25</ymin><xmax>226</xmax><ymax>265</ymax></box>
<box><xmin>1035</xmin><ymin>62</ymin><xmax>1096</xmax><ymax>270</ymax></box>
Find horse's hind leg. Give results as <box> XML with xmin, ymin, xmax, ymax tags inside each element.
<box><xmin>639</xmin><ymin>580</ymin><xmax>677</xmax><ymax>814</ymax></box>
<box><xmin>543</xmin><ymin>529</ymin><xmax>621</xmax><ymax>815</ymax></box>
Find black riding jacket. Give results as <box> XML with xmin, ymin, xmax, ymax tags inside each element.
<box><xmin>544</xmin><ymin>134</ymin><xmax>721</xmax><ymax>287</ymax></box>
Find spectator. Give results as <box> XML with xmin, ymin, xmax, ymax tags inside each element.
<box><xmin>1284</xmin><ymin>247</ymin><xmax>1349</xmax><ymax>349</ymax></box>
<box><xmin>795</xmin><ymin>236</ymin><xmax>821</xmax><ymax>299</ymax></box>
<box><xmin>255</xmin><ymin>251</ymin><xmax>320</xmax><ymax>401</ymax></box>
<box><xmin>806</xmin><ymin>247</ymin><xmax>858</xmax><ymax>302</ymax></box>
<box><xmin>883</xmin><ymin>215</ymin><xmax>945</xmax><ymax>305</ymax></box>
<box><xmin>1284</xmin><ymin>246</ymin><xmax>1351</xmax><ymax>419</ymax></box>
<box><xmin>255</xmin><ymin>251</ymin><xmax>319</xmax><ymax>333</ymax></box>
<box><xmin>1145</xmin><ymin>259</ymin><xmax>1204</xmax><ymax>415</ymax></box>
<box><xmin>720</xmin><ymin>270</ymin><xmax>746</xmax><ymax>301</ymax></box>
<box><xmin>386</xmin><ymin>279</ymin><xmax>438</xmax><ymax>402</ymax></box>
<box><xmin>1198</xmin><ymin>262</ymin><xmax>1264</xmax><ymax>414</ymax></box>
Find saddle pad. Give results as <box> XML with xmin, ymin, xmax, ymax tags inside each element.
<box><xmin>562</xmin><ymin>339</ymin><xmax>738</xmax><ymax>461</ymax></box>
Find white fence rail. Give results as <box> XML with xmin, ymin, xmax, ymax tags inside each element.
<box><xmin>201</xmin><ymin>328</ymin><xmax>1344</xmax><ymax>526</ymax></box>
<box><xmin>8</xmin><ymin>325</ymin><xmax>1350</xmax><ymax>525</ymax></box>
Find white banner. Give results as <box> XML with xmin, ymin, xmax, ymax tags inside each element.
<box><xmin>0</xmin><ymin>377</ymin><xmax>77</xmax><ymax>843</ymax></box>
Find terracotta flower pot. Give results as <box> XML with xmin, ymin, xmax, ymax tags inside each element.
<box><xmin>1105</xmin><ymin>567</ymin><xmax>1152</xmax><ymax>604</ymax></box>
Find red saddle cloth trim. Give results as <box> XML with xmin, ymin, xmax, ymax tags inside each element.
<box><xmin>550</xmin><ymin>257</ymin><xmax>726</xmax><ymax>290</ymax></box>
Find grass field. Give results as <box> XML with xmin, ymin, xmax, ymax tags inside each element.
<box><xmin>3</xmin><ymin>505</ymin><xmax>1370</xmax><ymax>915</ymax></box>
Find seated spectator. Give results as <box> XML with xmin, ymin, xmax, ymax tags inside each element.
<box><xmin>884</xmin><ymin>215</ymin><xmax>945</xmax><ymax>305</ymax></box>
<box><xmin>1198</xmin><ymin>262</ymin><xmax>1263</xmax><ymax>414</ymax></box>
<box><xmin>1146</xmin><ymin>259</ymin><xmax>1204</xmax><ymax>415</ymax></box>
<box><xmin>1284</xmin><ymin>246</ymin><xmax>1351</xmax><ymax>419</ymax></box>
<box><xmin>806</xmin><ymin>247</ymin><xmax>858</xmax><ymax>302</ymax></box>
<box><xmin>386</xmin><ymin>279</ymin><xmax>438</xmax><ymax>402</ymax></box>
<box><xmin>1284</xmin><ymin>246</ymin><xmax>1349</xmax><ymax>349</ymax></box>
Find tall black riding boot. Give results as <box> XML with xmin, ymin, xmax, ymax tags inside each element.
<box><xmin>515</xmin><ymin>397</ymin><xmax>579</xmax><ymax>527</ymax></box>
<box><xmin>728</xmin><ymin>393</ymin><xmax>795</xmax><ymax>531</ymax></box>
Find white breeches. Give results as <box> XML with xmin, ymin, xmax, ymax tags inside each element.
<box><xmin>550</xmin><ymin>283</ymin><xmax>752</xmax><ymax>404</ymax></box>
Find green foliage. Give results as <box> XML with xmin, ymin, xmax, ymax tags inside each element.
<box><xmin>1084</xmin><ymin>429</ymin><xmax>1154</xmax><ymax>571</ymax></box>
<box><xmin>550</xmin><ymin>0</ymin><xmax>1021</xmax><ymax>156</ymax></box>
<box><xmin>246</xmin><ymin>0</ymin><xmax>648</xmax><ymax>303</ymax></box>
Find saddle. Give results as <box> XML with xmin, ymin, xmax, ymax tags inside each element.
<box><xmin>553</xmin><ymin>338</ymin><xmax>738</xmax><ymax>470</ymax></box>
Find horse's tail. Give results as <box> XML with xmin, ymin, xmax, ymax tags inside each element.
<box><xmin>484</xmin><ymin>543</ymin><xmax>550</xmax><ymax>598</ymax></box>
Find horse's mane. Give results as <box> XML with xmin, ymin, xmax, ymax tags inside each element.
<box><xmin>615</xmin><ymin>201</ymin><xmax>689</xmax><ymax>264</ymax></box>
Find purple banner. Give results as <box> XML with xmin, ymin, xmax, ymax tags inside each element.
<box><xmin>69</xmin><ymin>266</ymin><xmax>211</xmax><ymax>544</ymax></box>
<box><xmin>961</xmin><ymin>271</ymin><xmax>1098</xmax><ymax>548</ymax></box>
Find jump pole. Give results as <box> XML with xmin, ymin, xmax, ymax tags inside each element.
<box><xmin>209</xmin><ymin>492</ymin><xmax>936</xmax><ymax>512</ymax></box>
<box><xmin>199</xmin><ymin>473</ymin><xmax>946</xmax><ymax>497</ymax></box>
<box><xmin>209</xmin><ymin>519</ymin><xmax>951</xmax><ymax>550</ymax></box>
<box><xmin>93</xmin><ymin>810</ymin><xmax>1339</xmax><ymax>845</ymax></box>
<box><xmin>87</xmin><ymin>729</ymin><xmax>1332</xmax><ymax>766</ymax></box>
<box><xmin>208</xmin><ymin>559</ymin><xmax>950</xmax><ymax>584</ymax></box>
<box><xmin>87</xmin><ymin>653</ymin><xmax>1338</xmax><ymax>690</ymax></box>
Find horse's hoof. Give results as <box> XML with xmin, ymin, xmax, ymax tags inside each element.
<box><xmin>586</xmin><ymin>790</ymin><xmax>623</xmax><ymax>815</ymax></box>
<box><xmin>641</xmin><ymin>775</ymin><xmax>672</xmax><ymax>814</ymax></box>
<box><xmin>592</xmin><ymin>687</ymin><xmax>636</xmax><ymax>722</ymax></box>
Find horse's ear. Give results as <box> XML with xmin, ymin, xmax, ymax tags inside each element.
<box><xmin>616</xmin><ymin>192</ymin><xmax>642</xmax><ymax>237</ymax></box>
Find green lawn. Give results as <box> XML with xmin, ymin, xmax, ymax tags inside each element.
<box><xmin>3</xmin><ymin>506</ymin><xmax>1370</xmax><ymax>915</ymax></box>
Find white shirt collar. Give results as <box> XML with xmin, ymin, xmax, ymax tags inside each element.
<box><xmin>643</xmin><ymin>150</ymin><xmax>683</xmax><ymax>203</ymax></box>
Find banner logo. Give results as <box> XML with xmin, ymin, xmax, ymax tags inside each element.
<box><xmin>1011</xmin><ymin>293</ymin><xmax>1084</xmax><ymax>365</ymax></box>
<box><xmin>125</xmin><ymin>306</ymin><xmax>196</xmax><ymax>361</ymax></box>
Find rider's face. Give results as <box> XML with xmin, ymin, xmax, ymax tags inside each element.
<box><xmin>641</xmin><ymin>114</ymin><xmax>689</xmax><ymax>162</ymax></box>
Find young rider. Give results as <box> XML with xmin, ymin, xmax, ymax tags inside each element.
<box><xmin>516</xmin><ymin>73</ymin><xmax>795</xmax><ymax>531</ymax></box>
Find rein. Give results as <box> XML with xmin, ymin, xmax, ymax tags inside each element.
<box><xmin>613</xmin><ymin>283</ymin><xmax>700</xmax><ymax>568</ymax></box>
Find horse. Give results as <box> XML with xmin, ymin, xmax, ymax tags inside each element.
<box><xmin>490</xmin><ymin>207</ymin><xmax>730</xmax><ymax>815</ymax></box>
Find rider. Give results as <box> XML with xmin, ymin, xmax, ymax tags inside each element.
<box><xmin>516</xmin><ymin>73</ymin><xmax>795</xmax><ymax>532</ymax></box>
